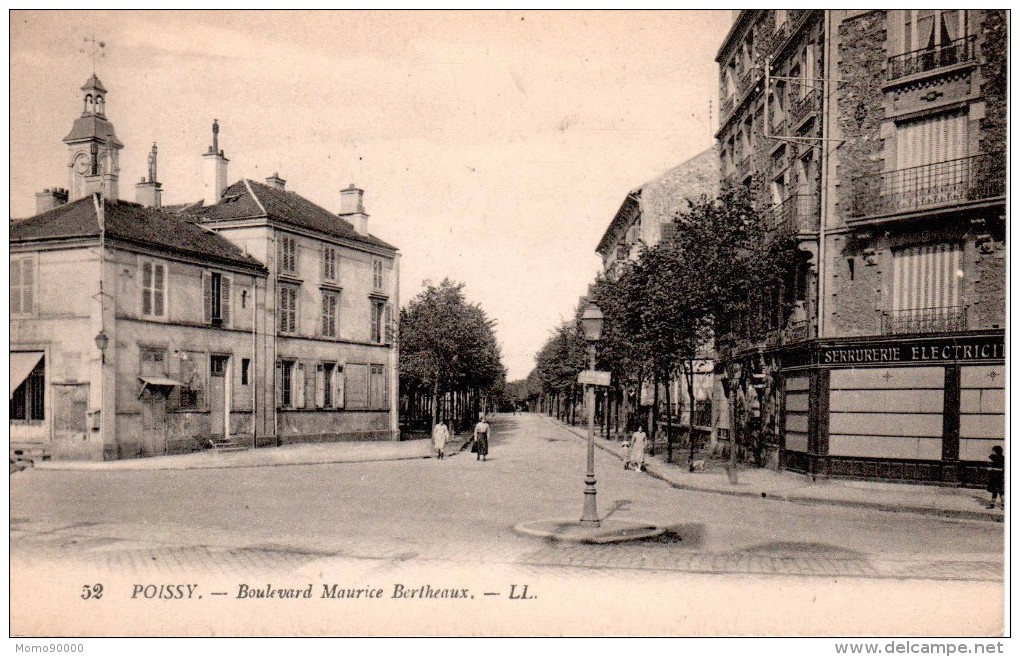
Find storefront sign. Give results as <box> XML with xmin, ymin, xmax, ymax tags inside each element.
<box><xmin>781</xmin><ymin>334</ymin><xmax>1005</xmax><ymax>369</ymax></box>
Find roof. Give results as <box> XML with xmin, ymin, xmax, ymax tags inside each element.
<box><xmin>63</xmin><ymin>114</ymin><xmax>124</xmax><ymax>147</ymax></box>
<box><xmin>196</xmin><ymin>179</ymin><xmax>397</xmax><ymax>252</ymax></box>
<box><xmin>10</xmin><ymin>195</ymin><xmax>266</xmax><ymax>272</ymax></box>
<box><xmin>595</xmin><ymin>147</ymin><xmax>720</xmax><ymax>256</ymax></box>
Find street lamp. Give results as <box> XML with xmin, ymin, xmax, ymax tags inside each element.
<box><xmin>579</xmin><ymin>302</ymin><xmax>604</xmax><ymax>526</ymax></box>
<box><xmin>94</xmin><ymin>331</ymin><xmax>109</xmax><ymax>364</ymax></box>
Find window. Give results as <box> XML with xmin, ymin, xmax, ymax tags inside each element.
<box><xmin>370</xmin><ymin>364</ymin><xmax>387</xmax><ymax>408</ymax></box>
<box><xmin>241</xmin><ymin>358</ymin><xmax>251</xmax><ymax>386</ymax></box>
<box><xmin>141</xmin><ymin>259</ymin><xmax>167</xmax><ymax>318</ymax></box>
<box><xmin>177</xmin><ymin>351</ymin><xmax>204</xmax><ymax>409</ymax></box>
<box><xmin>323</xmin><ymin>246</ymin><xmax>338</xmax><ymax>282</ymax></box>
<box><xmin>204</xmin><ymin>272</ymin><xmax>232</xmax><ymax>327</ymax></box>
<box><xmin>279</xmin><ymin>234</ymin><xmax>298</xmax><ymax>275</ymax></box>
<box><xmin>10</xmin><ymin>357</ymin><xmax>44</xmax><ymax>422</ymax></box>
<box><xmin>277</xmin><ymin>360</ymin><xmax>305</xmax><ymax>408</ymax></box>
<box><xmin>140</xmin><ymin>346</ymin><xmax>167</xmax><ymax>376</ymax></box>
<box><xmin>279</xmin><ymin>360</ymin><xmax>294</xmax><ymax>407</ymax></box>
<box><xmin>315</xmin><ymin>362</ymin><xmax>343</xmax><ymax>409</ymax></box>
<box><xmin>372</xmin><ymin>258</ymin><xmax>384</xmax><ymax>291</ymax></box>
<box><xmin>371</xmin><ymin>301</ymin><xmax>391</xmax><ymax>344</ymax></box>
<box><xmin>892</xmin><ymin>243</ymin><xmax>962</xmax><ymax>313</ymax></box>
<box><xmin>279</xmin><ymin>286</ymin><xmax>298</xmax><ymax>334</ymax></box>
<box><xmin>10</xmin><ymin>256</ymin><xmax>35</xmax><ymax>316</ymax></box>
<box><xmin>902</xmin><ymin>10</ymin><xmax>966</xmax><ymax>54</ymax></box>
<box><xmin>321</xmin><ymin>291</ymin><xmax>339</xmax><ymax>337</ymax></box>
<box><xmin>896</xmin><ymin>111</ymin><xmax>968</xmax><ymax>170</ymax></box>
<box><xmin>210</xmin><ymin>355</ymin><xmax>229</xmax><ymax>376</ymax></box>
<box><xmin>323</xmin><ymin>363</ymin><xmax>334</xmax><ymax>408</ymax></box>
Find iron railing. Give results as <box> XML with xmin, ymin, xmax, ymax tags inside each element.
<box><xmin>850</xmin><ymin>153</ymin><xmax>1005</xmax><ymax>218</ymax></box>
<box><xmin>737</xmin><ymin>67</ymin><xmax>756</xmax><ymax>97</ymax></box>
<box><xmin>720</xmin><ymin>94</ymin><xmax>735</xmax><ymax>120</ymax></box>
<box><xmin>789</xmin><ymin>87</ymin><xmax>821</xmax><ymax>127</ymax></box>
<box><xmin>888</xmin><ymin>35</ymin><xmax>977</xmax><ymax>81</ymax></box>
<box><xmin>736</xmin><ymin>154</ymin><xmax>752</xmax><ymax>180</ymax></box>
<box><xmin>763</xmin><ymin>193</ymin><xmax>818</xmax><ymax>234</ymax></box>
<box><xmin>881</xmin><ymin>306</ymin><xmax>967</xmax><ymax>335</ymax></box>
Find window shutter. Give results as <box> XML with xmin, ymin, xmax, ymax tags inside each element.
<box><xmin>153</xmin><ymin>264</ymin><xmax>165</xmax><ymax>316</ymax></box>
<box><xmin>321</xmin><ymin>295</ymin><xmax>329</xmax><ymax>336</ymax></box>
<box><xmin>384</xmin><ymin>303</ymin><xmax>392</xmax><ymax>342</ymax></box>
<box><xmin>335</xmin><ymin>366</ymin><xmax>345</xmax><ymax>409</ymax></box>
<box><xmin>315</xmin><ymin>364</ymin><xmax>325</xmax><ymax>409</ymax></box>
<box><xmin>295</xmin><ymin>363</ymin><xmax>306</xmax><ymax>408</ymax></box>
<box><xmin>221</xmin><ymin>276</ymin><xmax>232</xmax><ymax>326</ymax></box>
<box><xmin>21</xmin><ymin>259</ymin><xmax>33</xmax><ymax>314</ymax></box>
<box><xmin>291</xmin><ymin>290</ymin><xmax>298</xmax><ymax>334</ymax></box>
<box><xmin>142</xmin><ymin>262</ymin><xmax>152</xmax><ymax>316</ymax></box>
<box><xmin>275</xmin><ymin>361</ymin><xmax>283</xmax><ymax>407</ymax></box>
<box><xmin>203</xmin><ymin>272</ymin><xmax>212</xmax><ymax>324</ymax></box>
<box><xmin>10</xmin><ymin>259</ymin><xmax>22</xmax><ymax>314</ymax></box>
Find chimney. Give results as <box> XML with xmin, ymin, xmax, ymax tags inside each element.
<box><xmin>265</xmin><ymin>172</ymin><xmax>286</xmax><ymax>190</ymax></box>
<box><xmin>338</xmin><ymin>184</ymin><xmax>368</xmax><ymax>235</ymax></box>
<box><xmin>135</xmin><ymin>143</ymin><xmax>163</xmax><ymax>208</ymax></box>
<box><xmin>35</xmin><ymin>188</ymin><xmax>69</xmax><ymax>214</ymax></box>
<box><xmin>201</xmin><ymin>120</ymin><xmax>229</xmax><ymax>206</ymax></box>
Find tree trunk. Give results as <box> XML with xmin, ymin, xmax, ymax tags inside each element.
<box><xmin>430</xmin><ymin>378</ymin><xmax>439</xmax><ymax>431</ymax></box>
<box><xmin>649</xmin><ymin>374</ymin><xmax>659</xmax><ymax>456</ymax></box>
<box><xmin>685</xmin><ymin>360</ymin><xmax>698</xmax><ymax>468</ymax></box>
<box><xmin>665</xmin><ymin>370</ymin><xmax>673</xmax><ymax>463</ymax></box>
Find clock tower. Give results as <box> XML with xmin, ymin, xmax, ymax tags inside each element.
<box><xmin>63</xmin><ymin>74</ymin><xmax>123</xmax><ymax>201</ymax></box>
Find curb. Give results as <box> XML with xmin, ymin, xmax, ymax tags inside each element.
<box><xmin>542</xmin><ymin>416</ymin><xmax>1003</xmax><ymax>524</ymax></box>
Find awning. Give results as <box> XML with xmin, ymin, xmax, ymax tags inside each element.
<box><xmin>10</xmin><ymin>352</ymin><xmax>44</xmax><ymax>399</ymax></box>
<box><xmin>138</xmin><ymin>376</ymin><xmax>183</xmax><ymax>397</ymax></box>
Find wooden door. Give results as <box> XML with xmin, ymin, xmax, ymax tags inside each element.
<box><xmin>141</xmin><ymin>387</ymin><xmax>168</xmax><ymax>455</ymax></box>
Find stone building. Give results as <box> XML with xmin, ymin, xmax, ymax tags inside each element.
<box><xmin>594</xmin><ymin>148</ymin><xmax>721</xmax><ymax>441</ymax></box>
<box><xmin>10</xmin><ymin>75</ymin><xmax>400</xmax><ymax>461</ymax></box>
<box><xmin>715</xmin><ymin>10</ymin><xmax>1005</xmax><ymax>485</ymax></box>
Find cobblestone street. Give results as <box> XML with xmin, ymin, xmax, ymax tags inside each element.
<box><xmin>10</xmin><ymin>414</ymin><xmax>1005</xmax><ymax>635</ymax></box>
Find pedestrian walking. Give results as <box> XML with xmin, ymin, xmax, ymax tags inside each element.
<box><xmin>627</xmin><ymin>424</ymin><xmax>647</xmax><ymax>472</ymax></box>
<box><xmin>473</xmin><ymin>414</ymin><xmax>490</xmax><ymax>461</ymax></box>
<box><xmin>987</xmin><ymin>446</ymin><xmax>1004</xmax><ymax>508</ymax></box>
<box><xmin>432</xmin><ymin>420</ymin><xmax>450</xmax><ymax>460</ymax></box>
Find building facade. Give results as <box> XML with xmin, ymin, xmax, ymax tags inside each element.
<box><xmin>594</xmin><ymin>148</ymin><xmax>721</xmax><ymax>442</ymax></box>
<box><xmin>11</xmin><ymin>75</ymin><xmax>401</xmax><ymax>461</ymax></box>
<box><xmin>715</xmin><ymin>10</ymin><xmax>1005</xmax><ymax>485</ymax></box>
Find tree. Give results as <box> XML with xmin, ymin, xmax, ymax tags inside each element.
<box><xmin>399</xmin><ymin>279</ymin><xmax>506</xmax><ymax>432</ymax></box>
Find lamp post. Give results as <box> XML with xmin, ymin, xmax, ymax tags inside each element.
<box><xmin>579</xmin><ymin>302</ymin><xmax>604</xmax><ymax>526</ymax></box>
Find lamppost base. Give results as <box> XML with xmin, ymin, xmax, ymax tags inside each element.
<box><xmin>514</xmin><ymin>518</ymin><xmax>665</xmax><ymax>544</ymax></box>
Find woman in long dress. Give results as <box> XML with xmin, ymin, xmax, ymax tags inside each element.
<box><xmin>432</xmin><ymin>420</ymin><xmax>450</xmax><ymax>460</ymax></box>
<box><xmin>473</xmin><ymin>414</ymin><xmax>490</xmax><ymax>461</ymax></box>
<box><xmin>628</xmin><ymin>425</ymin><xmax>647</xmax><ymax>472</ymax></box>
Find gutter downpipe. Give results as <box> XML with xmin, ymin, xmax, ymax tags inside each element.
<box><xmin>95</xmin><ymin>193</ymin><xmax>108</xmax><ymax>457</ymax></box>
<box><xmin>817</xmin><ymin>10</ymin><xmax>831</xmax><ymax>340</ymax></box>
<box><xmin>251</xmin><ymin>273</ymin><xmax>258</xmax><ymax>449</ymax></box>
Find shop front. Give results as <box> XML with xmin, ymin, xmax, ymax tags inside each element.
<box><xmin>778</xmin><ymin>332</ymin><xmax>1004</xmax><ymax>487</ymax></box>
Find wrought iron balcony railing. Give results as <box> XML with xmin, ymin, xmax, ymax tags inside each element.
<box><xmin>881</xmin><ymin>306</ymin><xmax>967</xmax><ymax>335</ymax></box>
<box><xmin>720</xmin><ymin>94</ymin><xmax>735</xmax><ymax>120</ymax></box>
<box><xmin>849</xmin><ymin>153</ymin><xmax>1005</xmax><ymax>218</ymax></box>
<box><xmin>789</xmin><ymin>87</ymin><xmax>821</xmax><ymax>127</ymax></box>
<box><xmin>737</xmin><ymin>68</ymin><xmax>756</xmax><ymax>97</ymax></box>
<box><xmin>735</xmin><ymin>154</ymin><xmax>752</xmax><ymax>180</ymax></box>
<box><xmin>888</xmin><ymin>35</ymin><xmax>977</xmax><ymax>81</ymax></box>
<box><xmin>764</xmin><ymin>193</ymin><xmax>818</xmax><ymax>234</ymax></box>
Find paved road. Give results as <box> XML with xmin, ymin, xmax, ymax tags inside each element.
<box><xmin>9</xmin><ymin>413</ymin><xmax>1005</xmax><ymax>636</ymax></box>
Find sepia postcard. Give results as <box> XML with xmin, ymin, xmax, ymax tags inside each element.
<box><xmin>8</xmin><ymin>9</ymin><xmax>1007</xmax><ymax>643</ymax></box>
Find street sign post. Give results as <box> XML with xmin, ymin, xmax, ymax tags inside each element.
<box><xmin>577</xmin><ymin>370</ymin><xmax>611</xmax><ymax>387</ymax></box>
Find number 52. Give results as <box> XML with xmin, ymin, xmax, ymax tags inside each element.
<box><xmin>81</xmin><ymin>584</ymin><xmax>103</xmax><ymax>600</ymax></box>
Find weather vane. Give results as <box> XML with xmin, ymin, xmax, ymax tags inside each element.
<box><xmin>80</xmin><ymin>34</ymin><xmax>106</xmax><ymax>73</ymax></box>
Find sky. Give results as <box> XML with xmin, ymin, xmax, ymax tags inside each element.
<box><xmin>9</xmin><ymin>10</ymin><xmax>733</xmax><ymax>380</ymax></box>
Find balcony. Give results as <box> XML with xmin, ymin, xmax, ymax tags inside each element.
<box><xmin>849</xmin><ymin>153</ymin><xmax>1005</xmax><ymax>219</ymax></box>
<box><xmin>737</xmin><ymin>68</ymin><xmax>756</xmax><ymax>98</ymax></box>
<box><xmin>764</xmin><ymin>194</ymin><xmax>818</xmax><ymax>235</ymax></box>
<box><xmin>881</xmin><ymin>307</ymin><xmax>967</xmax><ymax>336</ymax></box>
<box><xmin>720</xmin><ymin>94</ymin><xmax>735</xmax><ymax>120</ymax></box>
<box><xmin>888</xmin><ymin>35</ymin><xmax>977</xmax><ymax>82</ymax></box>
<box><xmin>735</xmin><ymin>154</ymin><xmax>752</xmax><ymax>181</ymax></box>
<box><xmin>789</xmin><ymin>87</ymin><xmax>821</xmax><ymax>127</ymax></box>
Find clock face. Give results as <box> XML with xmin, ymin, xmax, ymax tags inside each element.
<box><xmin>74</xmin><ymin>153</ymin><xmax>90</xmax><ymax>175</ymax></box>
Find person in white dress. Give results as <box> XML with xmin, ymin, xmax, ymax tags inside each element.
<box><xmin>432</xmin><ymin>420</ymin><xmax>450</xmax><ymax>460</ymax></box>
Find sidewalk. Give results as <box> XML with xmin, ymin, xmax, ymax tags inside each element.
<box><xmin>545</xmin><ymin>416</ymin><xmax>1005</xmax><ymax>523</ymax></box>
<box><xmin>29</xmin><ymin>438</ymin><xmax>434</xmax><ymax>472</ymax></box>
